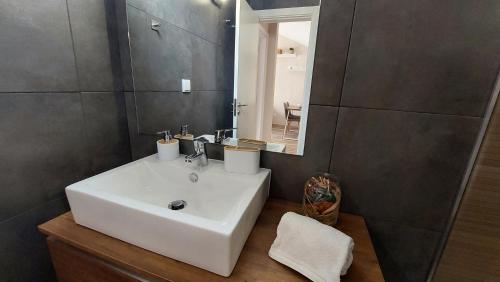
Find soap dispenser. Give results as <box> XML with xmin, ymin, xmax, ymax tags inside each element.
<box><xmin>174</xmin><ymin>124</ymin><xmax>194</xmax><ymax>140</ymax></box>
<box><xmin>157</xmin><ymin>130</ymin><xmax>179</xmax><ymax>161</ymax></box>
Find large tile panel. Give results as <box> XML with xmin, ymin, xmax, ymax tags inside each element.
<box><xmin>0</xmin><ymin>0</ymin><xmax>78</xmax><ymax>92</ymax></box>
<box><xmin>81</xmin><ymin>92</ymin><xmax>131</xmax><ymax>175</ymax></box>
<box><xmin>128</xmin><ymin>7</ymin><xmax>192</xmax><ymax>92</ymax></box>
<box><xmin>135</xmin><ymin>91</ymin><xmax>227</xmax><ymax>137</ymax></box>
<box><xmin>366</xmin><ymin>218</ymin><xmax>441</xmax><ymax>282</ymax></box>
<box><xmin>0</xmin><ymin>93</ymin><xmax>88</xmax><ymax>222</ymax></box>
<box><xmin>128</xmin><ymin>5</ymin><xmax>225</xmax><ymax>92</ymax></box>
<box><xmin>191</xmin><ymin>36</ymin><xmax>218</xmax><ymax>91</ymax></box>
<box><xmin>330</xmin><ymin>107</ymin><xmax>481</xmax><ymax>231</ymax></box>
<box><xmin>0</xmin><ymin>196</ymin><xmax>69</xmax><ymax>282</ymax></box>
<box><xmin>247</xmin><ymin>0</ymin><xmax>320</xmax><ymax>10</ymax></box>
<box><xmin>68</xmin><ymin>0</ymin><xmax>122</xmax><ymax>91</ymax></box>
<box><xmin>126</xmin><ymin>0</ymin><xmax>223</xmax><ymax>45</ymax></box>
<box><xmin>342</xmin><ymin>0</ymin><xmax>500</xmax><ymax>116</ymax></box>
<box><xmin>309</xmin><ymin>0</ymin><xmax>355</xmax><ymax>106</ymax></box>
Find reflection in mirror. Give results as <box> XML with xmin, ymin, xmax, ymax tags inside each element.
<box><xmin>233</xmin><ymin>1</ymin><xmax>320</xmax><ymax>155</ymax></box>
<box><xmin>124</xmin><ymin>0</ymin><xmax>320</xmax><ymax>156</ymax></box>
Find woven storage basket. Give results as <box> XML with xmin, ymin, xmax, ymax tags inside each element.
<box><xmin>303</xmin><ymin>173</ymin><xmax>341</xmax><ymax>226</ymax></box>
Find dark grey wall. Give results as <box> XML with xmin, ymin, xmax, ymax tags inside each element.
<box><xmin>247</xmin><ymin>0</ymin><xmax>320</xmax><ymax>10</ymax></box>
<box><xmin>0</xmin><ymin>0</ymin><xmax>131</xmax><ymax>280</ymax></box>
<box><xmin>125</xmin><ymin>0</ymin><xmax>498</xmax><ymax>281</ymax></box>
<box><xmin>124</xmin><ymin>0</ymin><xmax>235</xmax><ymax>157</ymax></box>
<box><xmin>121</xmin><ymin>0</ymin><xmax>500</xmax><ymax>281</ymax></box>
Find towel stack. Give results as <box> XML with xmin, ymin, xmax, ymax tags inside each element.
<box><xmin>269</xmin><ymin>212</ymin><xmax>354</xmax><ymax>282</ymax></box>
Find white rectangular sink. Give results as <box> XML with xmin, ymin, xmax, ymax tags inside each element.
<box><xmin>66</xmin><ymin>155</ymin><xmax>271</xmax><ymax>276</ymax></box>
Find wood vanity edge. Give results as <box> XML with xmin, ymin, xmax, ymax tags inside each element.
<box><xmin>38</xmin><ymin>199</ymin><xmax>384</xmax><ymax>282</ymax></box>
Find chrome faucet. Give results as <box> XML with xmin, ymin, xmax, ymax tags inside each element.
<box><xmin>214</xmin><ymin>128</ymin><xmax>236</xmax><ymax>144</ymax></box>
<box><xmin>185</xmin><ymin>137</ymin><xmax>209</xmax><ymax>167</ymax></box>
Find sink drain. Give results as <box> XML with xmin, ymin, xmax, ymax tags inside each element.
<box><xmin>189</xmin><ymin>172</ymin><xmax>198</xmax><ymax>183</ymax></box>
<box><xmin>168</xmin><ymin>200</ymin><xmax>187</xmax><ymax>210</ymax></box>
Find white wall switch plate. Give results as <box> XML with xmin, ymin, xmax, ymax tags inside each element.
<box><xmin>182</xmin><ymin>79</ymin><xmax>191</xmax><ymax>93</ymax></box>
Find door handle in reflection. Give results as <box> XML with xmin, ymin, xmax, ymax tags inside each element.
<box><xmin>232</xmin><ymin>99</ymin><xmax>248</xmax><ymax>116</ymax></box>
<box><xmin>236</xmin><ymin>103</ymin><xmax>247</xmax><ymax>115</ymax></box>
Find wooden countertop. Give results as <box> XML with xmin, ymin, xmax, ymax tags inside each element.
<box><xmin>39</xmin><ymin>199</ymin><xmax>384</xmax><ymax>281</ymax></box>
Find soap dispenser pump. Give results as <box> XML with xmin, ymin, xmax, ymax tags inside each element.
<box><xmin>174</xmin><ymin>124</ymin><xmax>194</xmax><ymax>140</ymax></box>
<box><xmin>157</xmin><ymin>129</ymin><xmax>179</xmax><ymax>161</ymax></box>
<box><xmin>158</xmin><ymin>130</ymin><xmax>173</xmax><ymax>142</ymax></box>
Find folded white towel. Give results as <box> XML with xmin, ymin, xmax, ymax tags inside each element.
<box><xmin>269</xmin><ymin>212</ymin><xmax>354</xmax><ymax>282</ymax></box>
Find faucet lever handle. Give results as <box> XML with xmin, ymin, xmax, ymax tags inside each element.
<box><xmin>214</xmin><ymin>128</ymin><xmax>237</xmax><ymax>144</ymax></box>
<box><xmin>157</xmin><ymin>130</ymin><xmax>172</xmax><ymax>141</ymax></box>
<box><xmin>193</xmin><ymin>136</ymin><xmax>209</xmax><ymax>153</ymax></box>
<box><xmin>180</xmin><ymin>124</ymin><xmax>189</xmax><ymax>136</ymax></box>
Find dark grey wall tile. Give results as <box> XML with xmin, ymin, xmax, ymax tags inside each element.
<box><xmin>217</xmin><ymin>0</ymin><xmax>236</xmax><ymax>49</ymax></box>
<box><xmin>124</xmin><ymin>91</ymin><xmax>151</xmax><ymax>160</ymax></box>
<box><xmin>128</xmin><ymin>5</ymin><xmax>225</xmax><ymax>92</ymax></box>
<box><xmin>136</xmin><ymin>91</ymin><xmax>194</xmax><ymax>133</ymax></box>
<box><xmin>135</xmin><ymin>91</ymin><xmax>227</xmax><ymax>136</ymax></box>
<box><xmin>0</xmin><ymin>93</ymin><xmax>88</xmax><ymax>222</ymax></box>
<box><xmin>81</xmin><ymin>92</ymin><xmax>131</xmax><ymax>175</ymax></box>
<box><xmin>191</xmin><ymin>91</ymin><xmax>226</xmax><ymax>134</ymax></box>
<box><xmin>0</xmin><ymin>0</ymin><xmax>78</xmax><ymax>92</ymax></box>
<box><xmin>261</xmin><ymin>105</ymin><xmax>338</xmax><ymax>201</ymax></box>
<box><xmin>309</xmin><ymin>0</ymin><xmax>355</xmax><ymax>106</ymax></box>
<box><xmin>128</xmin><ymin>7</ymin><xmax>192</xmax><ymax>92</ymax></box>
<box><xmin>366</xmin><ymin>218</ymin><xmax>441</xmax><ymax>282</ymax></box>
<box><xmin>68</xmin><ymin>0</ymin><xmax>121</xmax><ymax>92</ymax></box>
<box><xmin>247</xmin><ymin>0</ymin><xmax>319</xmax><ymax>10</ymax></box>
<box><xmin>0</xmin><ymin>196</ymin><xmax>69</xmax><ymax>282</ymax></box>
<box><xmin>330</xmin><ymin>107</ymin><xmax>481</xmax><ymax>231</ymax></box>
<box><xmin>116</xmin><ymin>0</ymin><xmax>135</xmax><ymax>92</ymax></box>
<box><xmin>0</xmin><ymin>0</ymin><xmax>132</xmax><ymax>279</ymax></box>
<box><xmin>342</xmin><ymin>0</ymin><xmax>500</xmax><ymax>116</ymax></box>
<box><xmin>126</xmin><ymin>0</ymin><xmax>225</xmax><ymax>45</ymax></box>
<box><xmin>218</xmin><ymin>30</ymin><xmax>235</xmax><ymax>91</ymax></box>
<box><xmin>192</xmin><ymin>36</ymin><xmax>218</xmax><ymax>91</ymax></box>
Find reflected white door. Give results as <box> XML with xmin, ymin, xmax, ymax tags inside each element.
<box><xmin>255</xmin><ymin>28</ymin><xmax>269</xmax><ymax>140</ymax></box>
<box><xmin>234</xmin><ymin>0</ymin><xmax>259</xmax><ymax>139</ymax></box>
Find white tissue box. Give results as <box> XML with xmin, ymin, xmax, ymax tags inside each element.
<box><xmin>224</xmin><ymin>146</ymin><xmax>260</xmax><ymax>174</ymax></box>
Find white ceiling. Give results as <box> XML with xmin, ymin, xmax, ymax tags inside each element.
<box><xmin>278</xmin><ymin>21</ymin><xmax>311</xmax><ymax>47</ymax></box>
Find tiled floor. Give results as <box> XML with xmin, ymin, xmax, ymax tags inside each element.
<box><xmin>270</xmin><ymin>124</ymin><xmax>298</xmax><ymax>154</ymax></box>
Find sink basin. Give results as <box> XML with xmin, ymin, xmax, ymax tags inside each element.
<box><xmin>66</xmin><ymin>155</ymin><xmax>271</xmax><ymax>276</ymax></box>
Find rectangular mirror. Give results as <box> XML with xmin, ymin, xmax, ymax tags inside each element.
<box><xmin>123</xmin><ymin>0</ymin><xmax>321</xmax><ymax>155</ymax></box>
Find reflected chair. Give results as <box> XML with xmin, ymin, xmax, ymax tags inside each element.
<box><xmin>283</xmin><ymin>102</ymin><xmax>301</xmax><ymax>140</ymax></box>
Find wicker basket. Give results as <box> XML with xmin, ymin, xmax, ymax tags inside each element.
<box><xmin>303</xmin><ymin>173</ymin><xmax>341</xmax><ymax>226</ymax></box>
